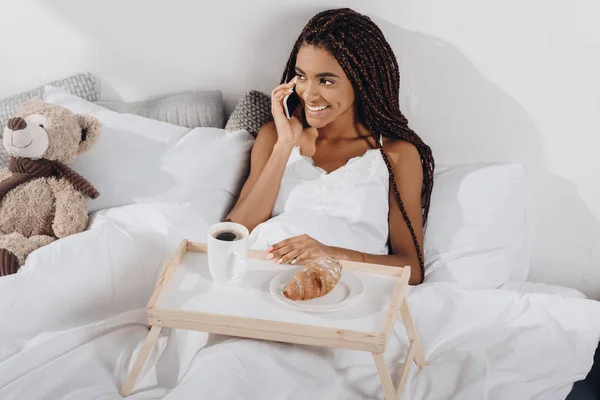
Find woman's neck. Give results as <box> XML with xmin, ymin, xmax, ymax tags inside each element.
<box><xmin>315</xmin><ymin>107</ymin><xmax>365</xmax><ymax>142</ymax></box>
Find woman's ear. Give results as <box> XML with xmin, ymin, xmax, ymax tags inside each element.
<box><xmin>76</xmin><ymin>114</ymin><xmax>101</xmax><ymax>155</ymax></box>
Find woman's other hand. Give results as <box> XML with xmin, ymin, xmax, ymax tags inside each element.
<box><xmin>271</xmin><ymin>77</ymin><xmax>304</xmax><ymax>146</ymax></box>
<box><xmin>267</xmin><ymin>234</ymin><xmax>333</xmax><ymax>265</ymax></box>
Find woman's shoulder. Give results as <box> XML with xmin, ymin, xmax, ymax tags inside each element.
<box><xmin>382</xmin><ymin>137</ymin><xmax>420</xmax><ymax>163</ymax></box>
<box><xmin>256</xmin><ymin>120</ymin><xmax>309</xmax><ymax>142</ymax></box>
<box><xmin>254</xmin><ymin>121</ymin><xmax>279</xmax><ymax>147</ymax></box>
<box><xmin>381</xmin><ymin>137</ymin><xmax>424</xmax><ymax>190</ymax></box>
<box><xmin>257</xmin><ymin>120</ymin><xmax>277</xmax><ymax>138</ymax></box>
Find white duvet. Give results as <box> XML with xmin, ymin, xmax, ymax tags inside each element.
<box><xmin>0</xmin><ymin>202</ymin><xmax>599</xmax><ymax>400</ymax></box>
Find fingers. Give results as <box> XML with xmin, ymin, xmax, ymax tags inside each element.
<box><xmin>268</xmin><ymin>234</ymin><xmax>304</xmax><ymax>253</ymax></box>
<box><xmin>271</xmin><ymin>90</ymin><xmax>287</xmax><ymax>114</ymax></box>
<box><xmin>267</xmin><ymin>241</ymin><xmax>283</xmax><ymax>253</ymax></box>
<box><xmin>272</xmin><ymin>88</ymin><xmax>291</xmax><ymax>109</ymax></box>
<box><xmin>294</xmin><ymin>251</ymin><xmax>313</xmax><ymax>265</ymax></box>
<box><xmin>270</xmin><ymin>76</ymin><xmax>297</xmax><ymax>99</ymax></box>
<box><xmin>277</xmin><ymin>248</ymin><xmax>302</xmax><ymax>265</ymax></box>
<box><xmin>267</xmin><ymin>234</ymin><xmax>312</xmax><ymax>264</ymax></box>
<box><xmin>266</xmin><ymin>244</ymin><xmax>294</xmax><ymax>261</ymax></box>
<box><xmin>274</xmin><ymin>91</ymin><xmax>287</xmax><ymax>106</ymax></box>
<box><xmin>272</xmin><ymin>77</ymin><xmax>297</xmax><ymax>101</ymax></box>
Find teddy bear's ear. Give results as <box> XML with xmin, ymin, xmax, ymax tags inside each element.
<box><xmin>76</xmin><ymin>114</ymin><xmax>101</xmax><ymax>155</ymax></box>
<box><xmin>18</xmin><ymin>97</ymin><xmax>45</xmax><ymax>113</ymax></box>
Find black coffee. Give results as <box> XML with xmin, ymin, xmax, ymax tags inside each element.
<box><xmin>214</xmin><ymin>230</ymin><xmax>241</xmax><ymax>242</ymax></box>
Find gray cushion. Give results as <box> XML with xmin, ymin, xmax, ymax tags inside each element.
<box><xmin>96</xmin><ymin>90</ymin><xmax>224</xmax><ymax>129</ymax></box>
<box><xmin>0</xmin><ymin>72</ymin><xmax>98</xmax><ymax>167</ymax></box>
<box><xmin>225</xmin><ymin>90</ymin><xmax>272</xmax><ymax>137</ymax></box>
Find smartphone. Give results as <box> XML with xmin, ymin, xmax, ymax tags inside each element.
<box><xmin>283</xmin><ymin>85</ymin><xmax>301</xmax><ymax>119</ymax></box>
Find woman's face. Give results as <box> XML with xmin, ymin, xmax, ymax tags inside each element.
<box><xmin>294</xmin><ymin>44</ymin><xmax>356</xmax><ymax>129</ymax></box>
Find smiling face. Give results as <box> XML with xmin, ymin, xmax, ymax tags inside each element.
<box><xmin>294</xmin><ymin>44</ymin><xmax>357</xmax><ymax>129</ymax></box>
<box><xmin>3</xmin><ymin>114</ymin><xmax>50</xmax><ymax>158</ymax></box>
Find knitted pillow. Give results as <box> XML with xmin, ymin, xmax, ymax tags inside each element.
<box><xmin>96</xmin><ymin>90</ymin><xmax>225</xmax><ymax>129</ymax></box>
<box><xmin>0</xmin><ymin>73</ymin><xmax>98</xmax><ymax>167</ymax></box>
<box><xmin>225</xmin><ymin>90</ymin><xmax>272</xmax><ymax>137</ymax></box>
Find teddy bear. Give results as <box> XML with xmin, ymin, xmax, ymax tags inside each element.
<box><xmin>0</xmin><ymin>98</ymin><xmax>101</xmax><ymax>276</ymax></box>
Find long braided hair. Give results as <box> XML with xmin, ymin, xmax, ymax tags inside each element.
<box><xmin>280</xmin><ymin>8</ymin><xmax>435</xmax><ymax>283</ymax></box>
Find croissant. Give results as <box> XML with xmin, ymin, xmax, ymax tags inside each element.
<box><xmin>283</xmin><ymin>257</ymin><xmax>343</xmax><ymax>301</ymax></box>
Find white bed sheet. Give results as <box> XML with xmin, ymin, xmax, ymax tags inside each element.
<box><xmin>499</xmin><ymin>280</ymin><xmax>587</xmax><ymax>299</ymax></box>
<box><xmin>0</xmin><ymin>202</ymin><xmax>599</xmax><ymax>400</ymax></box>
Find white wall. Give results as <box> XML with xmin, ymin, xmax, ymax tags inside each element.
<box><xmin>1</xmin><ymin>0</ymin><xmax>599</xmax><ymax>299</ymax></box>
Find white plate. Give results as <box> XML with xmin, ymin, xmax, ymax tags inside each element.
<box><xmin>269</xmin><ymin>267</ymin><xmax>365</xmax><ymax>313</ymax></box>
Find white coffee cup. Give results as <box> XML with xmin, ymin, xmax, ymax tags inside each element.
<box><xmin>207</xmin><ymin>222</ymin><xmax>249</xmax><ymax>284</ymax></box>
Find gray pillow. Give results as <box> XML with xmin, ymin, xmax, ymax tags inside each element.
<box><xmin>0</xmin><ymin>72</ymin><xmax>98</xmax><ymax>167</ymax></box>
<box><xmin>96</xmin><ymin>90</ymin><xmax>225</xmax><ymax>129</ymax></box>
<box><xmin>225</xmin><ymin>90</ymin><xmax>272</xmax><ymax>137</ymax></box>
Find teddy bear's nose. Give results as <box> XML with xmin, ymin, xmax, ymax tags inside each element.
<box><xmin>7</xmin><ymin>117</ymin><xmax>27</xmax><ymax>132</ymax></box>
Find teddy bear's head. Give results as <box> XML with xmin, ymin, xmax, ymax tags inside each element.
<box><xmin>2</xmin><ymin>98</ymin><xmax>101</xmax><ymax>164</ymax></box>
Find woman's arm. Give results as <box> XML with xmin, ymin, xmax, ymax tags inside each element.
<box><xmin>225</xmin><ymin>122</ymin><xmax>293</xmax><ymax>231</ymax></box>
<box><xmin>225</xmin><ymin>77</ymin><xmax>303</xmax><ymax>232</ymax></box>
<box><xmin>335</xmin><ymin>140</ymin><xmax>425</xmax><ymax>284</ymax></box>
<box><xmin>267</xmin><ymin>140</ymin><xmax>425</xmax><ymax>285</ymax></box>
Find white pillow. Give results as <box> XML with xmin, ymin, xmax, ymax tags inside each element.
<box><xmin>43</xmin><ymin>86</ymin><xmax>254</xmax><ymax>217</ymax></box>
<box><xmin>423</xmin><ymin>163</ymin><xmax>529</xmax><ymax>288</ymax></box>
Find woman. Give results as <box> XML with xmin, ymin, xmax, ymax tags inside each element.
<box><xmin>225</xmin><ymin>8</ymin><xmax>434</xmax><ymax>285</ymax></box>
<box><xmin>225</xmin><ymin>8</ymin><xmax>600</xmax><ymax>398</ymax></box>
<box><xmin>223</xmin><ymin>9</ymin><xmax>600</xmax><ymax>400</ymax></box>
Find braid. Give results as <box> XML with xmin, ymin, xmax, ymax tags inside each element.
<box><xmin>281</xmin><ymin>8</ymin><xmax>435</xmax><ymax>283</ymax></box>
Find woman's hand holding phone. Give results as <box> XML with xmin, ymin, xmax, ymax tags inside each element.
<box><xmin>271</xmin><ymin>76</ymin><xmax>303</xmax><ymax>147</ymax></box>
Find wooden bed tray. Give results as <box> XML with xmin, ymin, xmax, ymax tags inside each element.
<box><xmin>120</xmin><ymin>239</ymin><xmax>427</xmax><ymax>399</ymax></box>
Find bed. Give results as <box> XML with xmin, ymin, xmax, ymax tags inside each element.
<box><xmin>0</xmin><ymin>86</ymin><xmax>598</xmax><ymax>400</ymax></box>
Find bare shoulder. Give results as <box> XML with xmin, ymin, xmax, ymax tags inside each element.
<box><xmin>255</xmin><ymin>121</ymin><xmax>278</xmax><ymax>143</ymax></box>
<box><xmin>250</xmin><ymin>121</ymin><xmax>278</xmax><ymax>156</ymax></box>
<box><xmin>255</xmin><ymin>121</ymin><xmax>313</xmax><ymax>148</ymax></box>
<box><xmin>382</xmin><ymin>138</ymin><xmax>422</xmax><ymax>170</ymax></box>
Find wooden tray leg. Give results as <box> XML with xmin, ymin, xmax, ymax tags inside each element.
<box><xmin>374</xmin><ymin>343</ymin><xmax>417</xmax><ymax>400</ymax></box>
<box><xmin>120</xmin><ymin>325</ymin><xmax>163</xmax><ymax>396</ymax></box>
<box><xmin>395</xmin><ymin>339</ymin><xmax>418</xmax><ymax>399</ymax></box>
<box><xmin>373</xmin><ymin>297</ymin><xmax>426</xmax><ymax>400</ymax></box>
<box><xmin>399</xmin><ymin>298</ymin><xmax>426</xmax><ymax>367</ymax></box>
<box><xmin>373</xmin><ymin>352</ymin><xmax>397</xmax><ymax>400</ymax></box>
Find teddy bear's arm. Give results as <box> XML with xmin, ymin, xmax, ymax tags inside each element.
<box><xmin>0</xmin><ymin>168</ymin><xmax>12</xmax><ymax>183</ymax></box>
<box><xmin>48</xmin><ymin>178</ymin><xmax>89</xmax><ymax>238</ymax></box>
